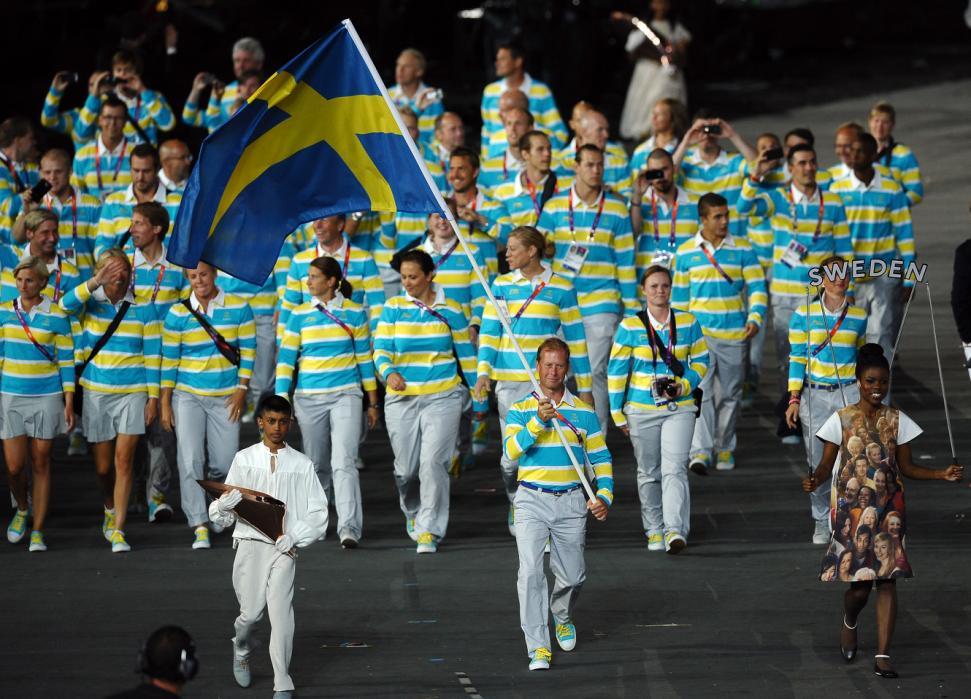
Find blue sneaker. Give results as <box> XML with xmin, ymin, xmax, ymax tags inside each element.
<box><xmin>147</xmin><ymin>493</ymin><xmax>173</xmax><ymax>523</ymax></box>
<box><xmin>555</xmin><ymin>621</ymin><xmax>577</xmax><ymax>651</ymax></box>
<box><xmin>7</xmin><ymin>509</ymin><xmax>28</xmax><ymax>543</ymax></box>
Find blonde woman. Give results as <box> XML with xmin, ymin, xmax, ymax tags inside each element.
<box><xmin>1</xmin><ymin>256</ymin><xmax>74</xmax><ymax>551</ymax></box>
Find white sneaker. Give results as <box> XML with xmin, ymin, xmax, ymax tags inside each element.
<box><xmin>812</xmin><ymin>519</ymin><xmax>830</xmax><ymax>545</ymax></box>
<box><xmin>528</xmin><ymin>647</ymin><xmax>552</xmax><ymax>671</ymax></box>
<box><xmin>192</xmin><ymin>526</ymin><xmax>211</xmax><ymax>549</ymax></box>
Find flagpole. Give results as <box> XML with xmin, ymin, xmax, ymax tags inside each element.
<box><xmin>343</xmin><ymin>18</ymin><xmax>597</xmax><ymax>501</ymax></box>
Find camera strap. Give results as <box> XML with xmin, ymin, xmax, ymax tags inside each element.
<box><xmin>637</xmin><ymin>309</ymin><xmax>680</xmax><ymax>376</ymax></box>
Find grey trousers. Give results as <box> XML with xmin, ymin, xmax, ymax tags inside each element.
<box><xmin>746</xmin><ymin>266</ymin><xmax>772</xmax><ymax>385</ymax></box>
<box><xmin>232</xmin><ymin>539</ymin><xmax>296</xmax><ymax>692</ymax></box>
<box><xmin>515</xmin><ymin>486</ymin><xmax>587</xmax><ymax>656</ymax></box>
<box><xmin>855</xmin><ymin>275</ymin><xmax>901</xmax><ymax>359</ymax></box>
<box><xmin>771</xmin><ymin>295</ymin><xmax>802</xmax><ymax>394</ymax></box>
<box><xmin>496</xmin><ymin>380</ymin><xmax>534</xmax><ymax>502</ymax></box>
<box><xmin>173</xmin><ymin>390</ymin><xmax>240</xmax><ymax>527</ymax></box>
<box><xmin>293</xmin><ymin>391</ymin><xmax>363</xmax><ymax>539</ymax></box>
<box><xmin>581</xmin><ymin>312</ymin><xmax>620</xmax><ymax>435</ymax></box>
<box><xmin>799</xmin><ymin>382</ymin><xmax>860</xmax><ymax>522</ymax></box>
<box><xmin>247</xmin><ymin>314</ymin><xmax>277</xmax><ymax>407</ymax></box>
<box><xmin>141</xmin><ymin>419</ymin><xmax>175</xmax><ymax>503</ymax></box>
<box><xmin>691</xmin><ymin>336</ymin><xmax>745</xmax><ymax>455</ymax></box>
<box><xmin>385</xmin><ymin>386</ymin><xmax>466</xmax><ymax>538</ymax></box>
<box><xmin>629</xmin><ymin>409</ymin><xmax>695</xmax><ymax>538</ymax></box>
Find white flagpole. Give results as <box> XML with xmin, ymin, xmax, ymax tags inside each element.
<box><xmin>344</xmin><ymin>19</ymin><xmax>597</xmax><ymax>501</ymax></box>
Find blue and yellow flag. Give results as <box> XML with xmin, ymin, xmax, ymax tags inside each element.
<box><xmin>168</xmin><ymin>19</ymin><xmax>444</xmax><ymax>284</ymax></box>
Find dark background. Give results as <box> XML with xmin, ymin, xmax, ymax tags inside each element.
<box><xmin>4</xmin><ymin>0</ymin><xmax>970</xmax><ymax>154</ymax></box>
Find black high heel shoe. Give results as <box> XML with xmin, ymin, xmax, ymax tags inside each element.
<box><xmin>873</xmin><ymin>654</ymin><xmax>898</xmax><ymax>678</ymax></box>
<box><xmin>840</xmin><ymin>615</ymin><xmax>857</xmax><ymax>662</ymax></box>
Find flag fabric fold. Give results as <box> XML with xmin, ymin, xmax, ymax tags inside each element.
<box><xmin>168</xmin><ymin>19</ymin><xmax>444</xmax><ymax>284</ymax></box>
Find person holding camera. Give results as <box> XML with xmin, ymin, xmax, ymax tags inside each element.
<box><xmin>672</xmin><ymin>192</ymin><xmax>766</xmax><ymax>473</ymax></box>
<box><xmin>630</xmin><ymin>147</ymin><xmax>698</xmax><ymax>279</ymax></box>
<box><xmin>672</xmin><ymin>114</ymin><xmax>755</xmax><ymax>206</ymax></box>
<box><xmin>78</xmin><ymin>50</ymin><xmax>174</xmax><ymax>147</ymax></box>
<box><xmin>0</xmin><ymin>117</ymin><xmax>40</xmax><ymax>244</ymax></box>
<box><xmin>183</xmin><ymin>37</ymin><xmax>265</xmax><ymax>133</ymax></box>
<box><xmin>107</xmin><ymin>625</ymin><xmax>198</xmax><ymax>698</ymax></box>
<box><xmin>40</xmin><ymin>71</ymin><xmax>93</xmax><ymax>149</ymax></box>
<box><xmin>608</xmin><ymin>265</ymin><xmax>708</xmax><ymax>553</ymax></box>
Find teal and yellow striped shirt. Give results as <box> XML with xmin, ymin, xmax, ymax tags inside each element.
<box><xmin>504</xmin><ymin>390</ymin><xmax>613</xmax><ymax>505</ymax></box>
<box><xmin>479</xmin><ymin>74</ymin><xmax>567</xmax><ymax>157</ymax></box>
<box><xmin>0</xmin><ymin>298</ymin><xmax>75</xmax><ymax>396</ymax></box>
<box><xmin>787</xmin><ymin>297</ymin><xmax>868</xmax><ymax>393</ymax></box>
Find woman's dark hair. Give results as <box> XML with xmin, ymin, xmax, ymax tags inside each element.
<box><xmin>856</xmin><ymin>342</ymin><xmax>889</xmax><ymax>379</ymax></box>
<box><xmin>819</xmin><ymin>554</ymin><xmax>838</xmax><ymax>577</ymax></box>
<box><xmin>396</xmin><ymin>249</ymin><xmax>435</xmax><ymax>275</ymax></box>
<box><xmin>310</xmin><ymin>256</ymin><xmax>353</xmax><ymax>298</ymax></box>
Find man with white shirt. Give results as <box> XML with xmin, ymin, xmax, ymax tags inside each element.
<box><xmin>479</xmin><ymin>107</ymin><xmax>531</xmax><ymax>195</ymax></box>
<box><xmin>209</xmin><ymin>394</ymin><xmax>328</xmax><ymax>699</ymax></box>
<box><xmin>158</xmin><ymin>140</ymin><xmax>191</xmax><ymax>194</ymax></box>
<box><xmin>480</xmin><ymin>42</ymin><xmax>567</xmax><ymax>158</ymax></box>
<box><xmin>388</xmin><ymin>48</ymin><xmax>443</xmax><ymax>146</ymax></box>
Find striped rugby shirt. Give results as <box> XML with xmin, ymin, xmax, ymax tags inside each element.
<box><xmin>677</xmin><ymin>148</ymin><xmax>747</xmax><ymax>205</ymax></box>
<box><xmin>606</xmin><ymin>308</ymin><xmax>708</xmax><ymax>427</ymax></box>
<box><xmin>161</xmin><ymin>288</ymin><xmax>256</xmax><ymax>397</ymax></box>
<box><xmin>60</xmin><ymin>282</ymin><xmax>161</xmax><ymax>396</ymax></box>
<box><xmin>40</xmin><ymin>84</ymin><xmax>90</xmax><ymax>148</ymax></box>
<box><xmin>634</xmin><ymin>188</ymin><xmax>699</xmax><ymax>281</ymax></box>
<box><xmin>276</xmin><ymin>294</ymin><xmax>377</xmax><ymax>396</ymax></box>
<box><xmin>219</xmin><ymin>237</ymin><xmax>294</xmax><ymax>319</ymax></box>
<box><xmin>71</xmin><ymin>136</ymin><xmax>134</xmax><ymax>201</ymax></box>
<box><xmin>78</xmin><ymin>91</ymin><xmax>175</xmax><ymax>146</ymax></box>
<box><xmin>476</xmin><ymin>263</ymin><xmax>592</xmax><ymax>391</ymax></box>
<box><xmin>373</xmin><ymin>288</ymin><xmax>478</xmax><ymax>397</ymax></box>
<box><xmin>787</xmin><ymin>295</ymin><xmax>868</xmax><ymax>393</ymax></box>
<box><xmin>2</xmin><ymin>248</ymin><xmax>82</xmax><ymax>305</ymax></box>
<box><xmin>128</xmin><ymin>244</ymin><xmax>187</xmax><ymax>319</ymax></box>
<box><xmin>538</xmin><ymin>186</ymin><xmax>638</xmax><ymax>317</ymax></box>
<box><xmin>672</xmin><ymin>232</ymin><xmax>768</xmax><ymax>341</ymax></box>
<box><xmin>736</xmin><ymin>179</ymin><xmax>854</xmax><ymax>299</ymax></box>
<box><xmin>389</xmin><ymin>82</ymin><xmax>444</xmax><ymax>146</ymax></box>
<box><xmin>504</xmin><ymin>389</ymin><xmax>613</xmax><ymax>505</ymax></box>
<box><xmin>0</xmin><ymin>297</ymin><xmax>75</xmax><ymax>396</ymax></box>
<box><xmin>479</xmin><ymin>74</ymin><xmax>567</xmax><ymax>157</ymax></box>
<box><xmin>829</xmin><ymin>170</ymin><xmax>915</xmax><ymax>287</ymax></box>
<box><xmin>182</xmin><ymin>80</ymin><xmax>239</xmax><ymax>133</ymax></box>
<box><xmin>876</xmin><ymin>142</ymin><xmax>923</xmax><ymax>207</ymax></box>
<box><xmin>41</xmin><ymin>187</ymin><xmax>102</xmax><ymax>278</ymax></box>
<box><xmin>94</xmin><ymin>185</ymin><xmax>182</xmax><ymax>258</ymax></box>
<box><xmin>478</xmin><ymin>148</ymin><xmax>523</xmax><ymax>197</ymax></box>
<box><xmin>418</xmin><ymin>235</ymin><xmax>489</xmax><ymax>326</ymax></box>
<box><xmin>492</xmin><ymin>171</ymin><xmax>559</xmax><ymax>238</ymax></box>
<box><xmin>0</xmin><ymin>157</ymin><xmax>40</xmax><ymax>243</ymax></box>
<box><xmin>554</xmin><ymin>144</ymin><xmax>633</xmax><ymax>201</ymax></box>
<box><xmin>281</xmin><ymin>239</ymin><xmax>385</xmax><ymax>335</ymax></box>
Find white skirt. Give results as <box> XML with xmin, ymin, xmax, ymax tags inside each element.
<box><xmin>619</xmin><ymin>59</ymin><xmax>687</xmax><ymax>141</ymax></box>
<box><xmin>0</xmin><ymin>393</ymin><xmax>66</xmax><ymax>440</ymax></box>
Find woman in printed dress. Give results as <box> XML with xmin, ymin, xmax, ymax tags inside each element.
<box><xmin>802</xmin><ymin>344</ymin><xmax>962</xmax><ymax>679</ymax></box>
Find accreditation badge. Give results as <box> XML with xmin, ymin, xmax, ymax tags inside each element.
<box><xmin>562</xmin><ymin>244</ymin><xmax>589</xmax><ymax>274</ymax></box>
<box><xmin>780</xmin><ymin>239</ymin><xmax>808</xmax><ymax>269</ymax></box>
<box><xmin>651</xmin><ymin>249</ymin><xmax>674</xmax><ymax>268</ymax></box>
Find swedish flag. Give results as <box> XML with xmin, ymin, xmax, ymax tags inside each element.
<box><xmin>168</xmin><ymin>19</ymin><xmax>444</xmax><ymax>284</ymax></box>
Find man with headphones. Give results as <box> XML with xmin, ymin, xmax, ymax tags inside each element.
<box><xmin>107</xmin><ymin>625</ymin><xmax>198</xmax><ymax>698</ymax></box>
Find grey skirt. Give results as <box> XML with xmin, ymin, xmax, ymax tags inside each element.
<box><xmin>0</xmin><ymin>393</ymin><xmax>66</xmax><ymax>440</ymax></box>
<box><xmin>82</xmin><ymin>389</ymin><xmax>147</xmax><ymax>442</ymax></box>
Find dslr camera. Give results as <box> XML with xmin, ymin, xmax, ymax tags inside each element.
<box><xmin>652</xmin><ymin>377</ymin><xmax>681</xmax><ymax>399</ymax></box>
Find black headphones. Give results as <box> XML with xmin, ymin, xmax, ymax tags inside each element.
<box><xmin>136</xmin><ymin>627</ymin><xmax>199</xmax><ymax>683</ymax></box>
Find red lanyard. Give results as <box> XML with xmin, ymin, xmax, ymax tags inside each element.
<box><xmin>699</xmin><ymin>242</ymin><xmax>735</xmax><ymax>285</ymax></box>
<box><xmin>511</xmin><ymin>280</ymin><xmax>547</xmax><ymax>322</ymax></box>
<box><xmin>95</xmin><ymin>140</ymin><xmax>127</xmax><ymax>192</ymax></box>
<box><xmin>434</xmin><ymin>239</ymin><xmax>460</xmax><ymax>269</ymax></box>
<box><xmin>1</xmin><ymin>155</ymin><xmax>24</xmax><ymax>191</ymax></box>
<box><xmin>529</xmin><ymin>391</ymin><xmax>583</xmax><ymax>443</ymax></box>
<box><xmin>525</xmin><ymin>176</ymin><xmax>542</xmax><ymax>216</ymax></box>
<box><xmin>502</xmin><ymin>151</ymin><xmax>508</xmax><ymax>179</ymax></box>
<box><xmin>12</xmin><ymin>299</ymin><xmax>55</xmax><ymax>363</ymax></box>
<box><xmin>319</xmin><ymin>244</ymin><xmax>352</xmax><ymax>276</ymax></box>
<box><xmin>317</xmin><ymin>304</ymin><xmax>355</xmax><ymax>343</ymax></box>
<box><xmin>46</xmin><ymin>191</ymin><xmax>78</xmax><ymax>250</ymax></box>
<box><xmin>568</xmin><ymin>189</ymin><xmax>605</xmax><ymax>245</ymax></box>
<box><xmin>646</xmin><ymin>316</ymin><xmax>676</xmax><ymax>374</ymax></box>
<box><xmin>130</xmin><ymin>259</ymin><xmax>167</xmax><ymax>303</ymax></box>
<box><xmin>786</xmin><ymin>187</ymin><xmax>826</xmax><ymax>243</ymax></box>
<box><xmin>811</xmin><ymin>303</ymin><xmax>849</xmax><ymax>357</ymax></box>
<box><xmin>650</xmin><ymin>190</ymin><xmax>679</xmax><ymax>248</ymax></box>
<box><xmin>51</xmin><ymin>265</ymin><xmax>62</xmax><ymax>302</ymax></box>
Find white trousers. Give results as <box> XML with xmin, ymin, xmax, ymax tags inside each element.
<box><xmin>690</xmin><ymin>336</ymin><xmax>745</xmax><ymax>455</ymax></box>
<box><xmin>384</xmin><ymin>386</ymin><xmax>466</xmax><ymax>538</ymax></box>
<box><xmin>855</xmin><ymin>275</ymin><xmax>901</xmax><ymax>359</ymax></box>
<box><xmin>496</xmin><ymin>380</ymin><xmax>534</xmax><ymax>502</ymax></box>
<box><xmin>515</xmin><ymin>486</ymin><xmax>587</xmax><ymax>656</ymax></box>
<box><xmin>799</xmin><ymin>382</ymin><xmax>860</xmax><ymax>522</ymax></box>
<box><xmin>174</xmin><ymin>390</ymin><xmax>240</xmax><ymax>527</ymax></box>
<box><xmin>294</xmin><ymin>391</ymin><xmax>363</xmax><ymax>539</ymax></box>
<box><xmin>247</xmin><ymin>314</ymin><xmax>277</xmax><ymax>407</ymax></box>
<box><xmin>628</xmin><ymin>409</ymin><xmax>694</xmax><ymax>537</ymax></box>
<box><xmin>232</xmin><ymin>539</ymin><xmax>296</xmax><ymax>692</ymax></box>
<box><xmin>581</xmin><ymin>312</ymin><xmax>620</xmax><ymax>435</ymax></box>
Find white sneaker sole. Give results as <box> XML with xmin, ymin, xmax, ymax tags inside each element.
<box><xmin>528</xmin><ymin>661</ymin><xmax>550</xmax><ymax>671</ymax></box>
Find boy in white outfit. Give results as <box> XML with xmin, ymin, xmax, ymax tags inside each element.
<box><xmin>209</xmin><ymin>394</ymin><xmax>328</xmax><ymax>698</ymax></box>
